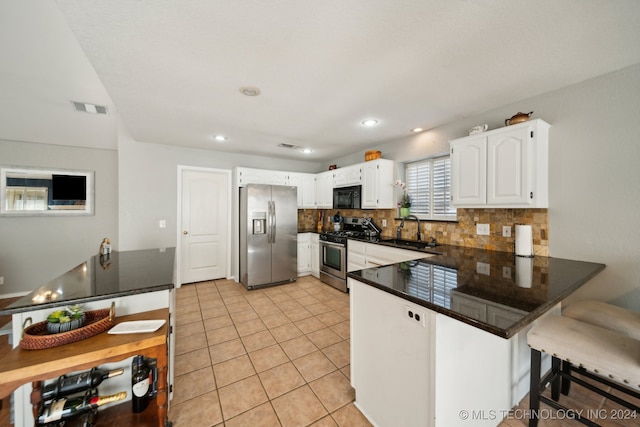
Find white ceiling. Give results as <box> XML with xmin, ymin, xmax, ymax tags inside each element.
<box><xmin>3</xmin><ymin>1</ymin><xmax>640</xmax><ymax>161</ymax></box>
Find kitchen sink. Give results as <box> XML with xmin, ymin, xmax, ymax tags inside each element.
<box><xmin>381</xmin><ymin>238</ymin><xmax>439</xmax><ymax>250</ymax></box>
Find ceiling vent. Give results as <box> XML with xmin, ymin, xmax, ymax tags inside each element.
<box><xmin>72</xmin><ymin>101</ymin><xmax>108</xmax><ymax>115</ymax></box>
<box><xmin>278</xmin><ymin>143</ymin><xmax>300</xmax><ymax>149</ymax></box>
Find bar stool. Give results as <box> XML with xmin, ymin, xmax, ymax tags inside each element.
<box><xmin>527</xmin><ymin>304</ymin><xmax>640</xmax><ymax>426</ymax></box>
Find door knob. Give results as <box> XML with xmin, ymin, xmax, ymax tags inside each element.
<box><xmin>183</xmin><ymin>231</ymin><xmax>188</xmax><ymax>235</ymax></box>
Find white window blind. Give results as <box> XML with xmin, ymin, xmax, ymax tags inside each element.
<box><xmin>405</xmin><ymin>156</ymin><xmax>456</xmax><ymax>220</ymax></box>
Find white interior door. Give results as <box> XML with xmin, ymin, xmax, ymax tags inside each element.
<box><xmin>180</xmin><ymin>168</ymin><xmax>229</xmax><ymax>284</ymax></box>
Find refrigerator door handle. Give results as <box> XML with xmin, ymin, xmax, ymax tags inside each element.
<box><xmin>271</xmin><ymin>201</ymin><xmax>276</xmax><ymax>243</ymax></box>
<box><xmin>267</xmin><ymin>201</ymin><xmax>271</xmax><ymax>244</ymax></box>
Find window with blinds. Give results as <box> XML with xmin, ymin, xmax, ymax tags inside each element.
<box><xmin>405</xmin><ymin>156</ymin><xmax>456</xmax><ymax>220</ymax></box>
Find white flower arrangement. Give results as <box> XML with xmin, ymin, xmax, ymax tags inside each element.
<box><xmin>394</xmin><ymin>179</ymin><xmax>411</xmax><ymax>208</ymax></box>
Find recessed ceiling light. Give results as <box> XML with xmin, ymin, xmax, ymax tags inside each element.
<box><xmin>361</xmin><ymin>119</ymin><xmax>379</xmax><ymax>127</ymax></box>
<box><xmin>239</xmin><ymin>86</ymin><xmax>261</xmax><ymax>97</ymax></box>
<box><xmin>411</xmin><ymin>127</ymin><xmax>424</xmax><ymax>133</ymax></box>
<box><xmin>301</xmin><ymin>148</ymin><xmax>313</xmax><ymax>154</ymax></box>
<box><xmin>214</xmin><ymin>135</ymin><xmax>227</xmax><ymax>142</ymax></box>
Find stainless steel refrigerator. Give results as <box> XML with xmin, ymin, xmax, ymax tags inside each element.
<box><xmin>239</xmin><ymin>184</ymin><xmax>298</xmax><ymax>289</ymax></box>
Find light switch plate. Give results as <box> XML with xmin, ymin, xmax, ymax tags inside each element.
<box><xmin>476</xmin><ymin>262</ymin><xmax>490</xmax><ymax>275</ymax></box>
<box><xmin>476</xmin><ymin>223</ymin><xmax>490</xmax><ymax>235</ymax></box>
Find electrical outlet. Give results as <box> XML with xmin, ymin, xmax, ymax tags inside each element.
<box><xmin>502</xmin><ymin>226</ymin><xmax>512</xmax><ymax>237</ymax></box>
<box><xmin>0</xmin><ymin>276</ymin><xmax>4</xmax><ymax>285</ymax></box>
<box><xmin>476</xmin><ymin>262</ymin><xmax>490</xmax><ymax>275</ymax></box>
<box><xmin>405</xmin><ymin>305</ymin><xmax>426</xmax><ymax>327</ymax></box>
<box><xmin>382</xmin><ymin>219</ymin><xmax>387</xmax><ymax>227</ymax></box>
<box><xmin>503</xmin><ymin>266</ymin><xmax>512</xmax><ymax>279</ymax></box>
<box><xmin>476</xmin><ymin>223</ymin><xmax>490</xmax><ymax>235</ymax></box>
<box><xmin>159</xmin><ymin>219</ymin><xmax>166</xmax><ymax>229</ymax></box>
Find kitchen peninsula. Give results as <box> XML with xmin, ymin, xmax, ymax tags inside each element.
<box><xmin>347</xmin><ymin>244</ymin><xmax>605</xmax><ymax>427</ymax></box>
<box><xmin>0</xmin><ymin>248</ymin><xmax>176</xmax><ymax>427</ymax></box>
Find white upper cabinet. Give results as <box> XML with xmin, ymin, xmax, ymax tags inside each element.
<box><xmin>288</xmin><ymin>172</ymin><xmax>317</xmax><ymax>209</ymax></box>
<box><xmin>300</xmin><ymin>174</ymin><xmax>317</xmax><ymax>209</ymax></box>
<box><xmin>236</xmin><ymin>167</ymin><xmax>266</xmax><ymax>186</ymax></box>
<box><xmin>361</xmin><ymin>159</ymin><xmax>395</xmax><ymax>209</ymax></box>
<box><xmin>316</xmin><ymin>170</ymin><xmax>334</xmax><ymax>208</ymax></box>
<box><xmin>450</xmin><ymin>119</ymin><xmax>550</xmax><ymax>208</ymax></box>
<box><xmin>451</xmin><ymin>136</ymin><xmax>487</xmax><ymax>206</ymax></box>
<box><xmin>333</xmin><ymin>164</ymin><xmax>362</xmax><ymax>187</ymax></box>
<box><xmin>264</xmin><ymin>171</ymin><xmax>289</xmax><ymax>185</ymax></box>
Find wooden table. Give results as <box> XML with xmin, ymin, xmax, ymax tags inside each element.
<box><xmin>0</xmin><ymin>308</ymin><xmax>170</xmax><ymax>427</ymax></box>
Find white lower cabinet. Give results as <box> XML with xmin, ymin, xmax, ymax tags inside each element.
<box><xmin>310</xmin><ymin>233</ymin><xmax>319</xmax><ymax>278</ymax></box>
<box><xmin>350</xmin><ymin>278</ymin><xmax>554</xmax><ymax>427</ymax></box>
<box><xmin>297</xmin><ymin>233</ymin><xmax>311</xmax><ymax>275</ymax></box>
<box><xmin>347</xmin><ymin>240</ymin><xmax>425</xmax><ymax>272</ymax></box>
<box><xmin>297</xmin><ymin>233</ymin><xmax>319</xmax><ymax>278</ymax></box>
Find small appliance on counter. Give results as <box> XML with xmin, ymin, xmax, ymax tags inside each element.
<box><xmin>319</xmin><ymin>217</ymin><xmax>381</xmax><ymax>292</ymax></box>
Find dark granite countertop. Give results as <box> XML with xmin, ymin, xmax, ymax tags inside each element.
<box><xmin>0</xmin><ymin>248</ymin><xmax>175</xmax><ymax>316</ymax></box>
<box><xmin>347</xmin><ymin>243</ymin><xmax>605</xmax><ymax>339</ymax></box>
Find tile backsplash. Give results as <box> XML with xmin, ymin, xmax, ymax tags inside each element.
<box><xmin>298</xmin><ymin>207</ymin><xmax>548</xmax><ymax>256</ymax></box>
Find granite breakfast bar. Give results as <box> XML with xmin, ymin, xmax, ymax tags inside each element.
<box><xmin>347</xmin><ymin>243</ymin><xmax>605</xmax><ymax>427</ymax></box>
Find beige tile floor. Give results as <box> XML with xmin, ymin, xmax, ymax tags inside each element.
<box><xmin>168</xmin><ymin>276</ymin><xmax>372</xmax><ymax>427</ymax></box>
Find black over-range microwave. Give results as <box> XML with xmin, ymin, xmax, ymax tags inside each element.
<box><xmin>333</xmin><ymin>185</ymin><xmax>361</xmax><ymax>209</ymax></box>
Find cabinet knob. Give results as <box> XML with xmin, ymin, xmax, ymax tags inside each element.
<box><xmin>183</xmin><ymin>231</ymin><xmax>188</xmax><ymax>235</ymax></box>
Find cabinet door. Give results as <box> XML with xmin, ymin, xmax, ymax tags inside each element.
<box><xmin>297</xmin><ymin>234</ymin><xmax>310</xmax><ymax>275</ymax></box>
<box><xmin>310</xmin><ymin>235</ymin><xmax>319</xmax><ymax>278</ymax></box>
<box><xmin>450</xmin><ymin>136</ymin><xmax>487</xmax><ymax>206</ymax></box>
<box><xmin>287</xmin><ymin>173</ymin><xmax>304</xmax><ymax>207</ymax></box>
<box><xmin>316</xmin><ymin>171</ymin><xmax>334</xmax><ymax>208</ymax></box>
<box><xmin>302</xmin><ymin>174</ymin><xmax>317</xmax><ymax>208</ymax></box>
<box><xmin>265</xmin><ymin>171</ymin><xmax>288</xmax><ymax>186</ymax></box>
<box><xmin>333</xmin><ymin>165</ymin><xmax>362</xmax><ymax>187</ymax></box>
<box><xmin>487</xmin><ymin>127</ymin><xmax>531</xmax><ymax>205</ymax></box>
<box><xmin>237</xmin><ymin>168</ymin><xmax>266</xmax><ymax>186</ymax></box>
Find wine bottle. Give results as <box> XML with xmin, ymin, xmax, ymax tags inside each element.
<box><xmin>131</xmin><ymin>355</ymin><xmax>151</xmax><ymax>413</ymax></box>
<box><xmin>36</xmin><ymin>391</ymin><xmax>126</xmax><ymax>425</ymax></box>
<box><xmin>41</xmin><ymin>367</ymin><xmax>125</xmax><ymax>401</ymax></box>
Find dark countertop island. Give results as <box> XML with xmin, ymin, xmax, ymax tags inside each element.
<box><xmin>347</xmin><ymin>243</ymin><xmax>605</xmax><ymax>338</ymax></box>
<box><xmin>1</xmin><ymin>248</ymin><xmax>176</xmax><ymax>316</ymax></box>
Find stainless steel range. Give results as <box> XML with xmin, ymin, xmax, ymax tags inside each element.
<box><xmin>319</xmin><ymin>217</ymin><xmax>380</xmax><ymax>292</ymax></box>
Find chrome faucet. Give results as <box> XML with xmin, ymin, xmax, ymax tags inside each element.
<box><xmin>396</xmin><ymin>218</ymin><xmax>404</xmax><ymax>239</ymax></box>
<box><xmin>404</xmin><ymin>214</ymin><xmax>422</xmax><ymax>241</ymax></box>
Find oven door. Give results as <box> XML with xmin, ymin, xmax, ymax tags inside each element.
<box><xmin>320</xmin><ymin>240</ymin><xmax>346</xmax><ymax>279</ymax></box>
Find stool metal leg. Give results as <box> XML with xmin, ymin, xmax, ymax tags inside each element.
<box><xmin>529</xmin><ymin>348</ymin><xmax>542</xmax><ymax>427</ymax></box>
<box><xmin>551</xmin><ymin>356</ymin><xmax>561</xmax><ymax>401</ymax></box>
<box><xmin>561</xmin><ymin>361</ymin><xmax>571</xmax><ymax>396</ymax></box>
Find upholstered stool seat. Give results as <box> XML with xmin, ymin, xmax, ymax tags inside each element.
<box><xmin>527</xmin><ymin>314</ymin><xmax>640</xmax><ymax>426</ymax></box>
<box><xmin>563</xmin><ymin>299</ymin><xmax>640</xmax><ymax>340</ymax></box>
<box><xmin>528</xmin><ymin>315</ymin><xmax>640</xmax><ymax>388</ymax></box>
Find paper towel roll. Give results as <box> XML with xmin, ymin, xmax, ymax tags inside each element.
<box><xmin>515</xmin><ymin>225</ymin><xmax>533</xmax><ymax>257</ymax></box>
<box><xmin>516</xmin><ymin>256</ymin><xmax>533</xmax><ymax>288</ymax></box>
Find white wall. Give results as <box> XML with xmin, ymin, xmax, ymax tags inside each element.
<box><xmin>334</xmin><ymin>64</ymin><xmax>640</xmax><ymax>309</ymax></box>
<box><xmin>0</xmin><ymin>139</ymin><xmax>118</xmax><ymax>295</ymax></box>
<box><xmin>118</xmin><ymin>134</ymin><xmax>323</xmax><ymax>251</ymax></box>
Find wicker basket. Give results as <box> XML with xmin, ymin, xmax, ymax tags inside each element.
<box><xmin>365</xmin><ymin>150</ymin><xmax>381</xmax><ymax>161</ymax></box>
<box><xmin>20</xmin><ymin>303</ymin><xmax>116</xmax><ymax>350</ymax></box>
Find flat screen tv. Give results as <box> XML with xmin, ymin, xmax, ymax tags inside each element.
<box><xmin>52</xmin><ymin>174</ymin><xmax>87</xmax><ymax>201</ymax></box>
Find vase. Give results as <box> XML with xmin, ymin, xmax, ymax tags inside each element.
<box><xmin>47</xmin><ymin>313</ymin><xmax>86</xmax><ymax>334</ymax></box>
<box><xmin>400</xmin><ymin>207</ymin><xmax>410</xmax><ymax>217</ymax></box>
